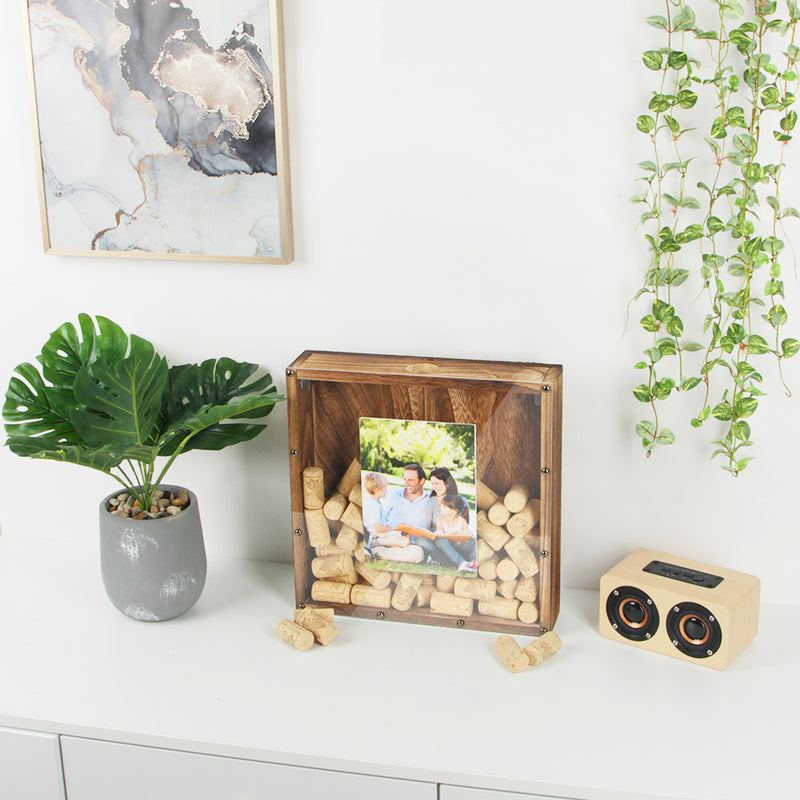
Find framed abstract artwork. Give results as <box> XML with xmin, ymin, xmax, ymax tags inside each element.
<box><xmin>23</xmin><ymin>0</ymin><xmax>293</xmax><ymax>263</ymax></box>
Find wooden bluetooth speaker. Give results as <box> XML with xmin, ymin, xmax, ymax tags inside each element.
<box><xmin>599</xmin><ymin>548</ymin><xmax>760</xmax><ymax>670</ymax></box>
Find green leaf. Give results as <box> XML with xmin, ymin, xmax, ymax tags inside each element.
<box><xmin>665</xmin><ymin>316</ymin><xmax>684</xmax><ymax>337</ymax></box>
<box><xmin>672</xmin><ymin>6</ymin><xmax>696</xmax><ymax>30</ymax></box>
<box><xmin>653</xmin><ymin>299</ymin><xmax>675</xmax><ymax>323</ymax></box>
<box><xmin>781</xmin><ymin>338</ymin><xmax>800</xmax><ymax>357</ymax></box>
<box><xmin>640</xmin><ymin>315</ymin><xmax>660</xmax><ymax>332</ymax></box>
<box><xmin>712</xmin><ymin>402</ymin><xmax>734</xmax><ymax>421</ymax></box>
<box><xmin>634</xmin><ymin>384</ymin><xmax>653</xmax><ymax>403</ymax></box>
<box><xmin>781</xmin><ymin>110</ymin><xmax>798</xmax><ymax>131</ymax></box>
<box><xmin>763</xmin><ymin>305</ymin><xmax>789</xmax><ymax>327</ymax></box>
<box><xmin>637</xmin><ymin>115</ymin><xmax>656</xmax><ymax>133</ymax></box>
<box><xmin>684</xmin><ymin>341</ymin><xmax>705</xmax><ymax>352</ymax></box>
<box><xmin>747</xmin><ymin>335</ymin><xmax>771</xmax><ymax>354</ymax></box>
<box><xmin>668</xmin><ymin>50</ymin><xmax>688</xmax><ymax>70</ymax></box>
<box><xmin>652</xmin><ymin>378</ymin><xmax>676</xmax><ymax>400</ymax></box>
<box><xmin>158</xmin><ymin>359</ymin><xmax>282</xmax><ymax>456</ymax></box>
<box><xmin>71</xmin><ymin>348</ymin><xmax>168</xmax><ymax>448</ymax></box>
<box><xmin>646</xmin><ymin>15</ymin><xmax>669</xmax><ymax>29</ymax></box>
<box><xmin>707</xmin><ymin>217</ymin><xmax>726</xmax><ymax>235</ymax></box>
<box><xmin>642</xmin><ymin>50</ymin><xmax>663</xmax><ymax>70</ymax></box>
<box><xmin>635</xmin><ymin>420</ymin><xmax>655</xmax><ymax>438</ymax></box>
<box><xmin>726</xmin><ymin>106</ymin><xmax>747</xmax><ymax>127</ymax></box>
<box><xmin>655</xmin><ymin>428</ymin><xmax>676</xmax><ymax>445</ymax></box>
<box><xmin>677</xmin><ymin>89</ymin><xmax>697</xmax><ymax>108</ymax></box>
<box><xmin>735</xmin><ymin>396</ymin><xmax>759</xmax><ymax>418</ymax></box>
<box><xmin>733</xmin><ymin>133</ymin><xmax>757</xmax><ymax>156</ymax></box>
<box><xmin>681</xmin><ymin>376</ymin><xmax>702</xmax><ymax>391</ymax></box>
<box><xmin>732</xmin><ymin>420</ymin><xmax>751</xmax><ymax>440</ymax></box>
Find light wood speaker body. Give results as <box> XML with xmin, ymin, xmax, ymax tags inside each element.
<box><xmin>599</xmin><ymin>548</ymin><xmax>760</xmax><ymax>670</ymax></box>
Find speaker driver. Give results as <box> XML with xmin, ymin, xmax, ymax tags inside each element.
<box><xmin>606</xmin><ymin>585</ymin><xmax>659</xmax><ymax>642</ymax></box>
<box><xmin>667</xmin><ymin>602</ymin><xmax>722</xmax><ymax>658</ymax></box>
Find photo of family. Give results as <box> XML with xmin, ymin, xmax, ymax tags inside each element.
<box><xmin>359</xmin><ymin>417</ymin><xmax>477</xmax><ymax>577</ymax></box>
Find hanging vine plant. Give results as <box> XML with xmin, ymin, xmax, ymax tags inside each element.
<box><xmin>633</xmin><ymin>0</ymin><xmax>800</xmax><ymax>475</ymax></box>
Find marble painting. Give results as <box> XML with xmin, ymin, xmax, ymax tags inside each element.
<box><xmin>26</xmin><ymin>0</ymin><xmax>291</xmax><ymax>261</ymax></box>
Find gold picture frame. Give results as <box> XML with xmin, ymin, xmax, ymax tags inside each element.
<box><xmin>23</xmin><ymin>0</ymin><xmax>293</xmax><ymax>263</ymax></box>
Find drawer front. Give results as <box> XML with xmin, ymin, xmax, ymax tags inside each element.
<box><xmin>0</xmin><ymin>726</ymin><xmax>66</xmax><ymax>800</ymax></box>
<box><xmin>61</xmin><ymin>736</ymin><xmax>435</xmax><ymax>800</ymax></box>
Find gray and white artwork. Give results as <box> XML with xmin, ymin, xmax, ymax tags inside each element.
<box><xmin>26</xmin><ymin>0</ymin><xmax>291</xmax><ymax>261</ymax></box>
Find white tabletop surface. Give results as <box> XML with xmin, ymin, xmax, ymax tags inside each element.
<box><xmin>0</xmin><ymin>536</ymin><xmax>795</xmax><ymax>800</ymax></box>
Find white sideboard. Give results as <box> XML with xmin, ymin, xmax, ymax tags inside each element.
<box><xmin>0</xmin><ymin>536</ymin><xmax>796</xmax><ymax>800</ymax></box>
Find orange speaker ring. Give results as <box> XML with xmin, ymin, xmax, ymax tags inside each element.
<box><xmin>620</xmin><ymin>599</ymin><xmax>649</xmax><ymax>629</ymax></box>
<box><xmin>679</xmin><ymin>614</ymin><xmax>710</xmax><ymax>646</ymax></box>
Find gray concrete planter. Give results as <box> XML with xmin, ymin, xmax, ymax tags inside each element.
<box><xmin>99</xmin><ymin>485</ymin><xmax>207</xmax><ymax>622</ymax></box>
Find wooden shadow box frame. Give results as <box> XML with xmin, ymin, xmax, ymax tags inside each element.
<box><xmin>286</xmin><ymin>351</ymin><xmax>563</xmax><ymax>635</ymax></box>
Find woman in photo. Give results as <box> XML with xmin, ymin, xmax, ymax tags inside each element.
<box><xmin>428</xmin><ymin>467</ymin><xmax>476</xmax><ymax>572</ymax></box>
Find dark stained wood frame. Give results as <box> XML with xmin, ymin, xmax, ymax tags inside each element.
<box><xmin>286</xmin><ymin>351</ymin><xmax>563</xmax><ymax>635</ymax></box>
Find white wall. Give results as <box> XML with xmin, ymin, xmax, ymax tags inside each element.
<box><xmin>1</xmin><ymin>1</ymin><xmax>798</xmax><ymax>604</ymax></box>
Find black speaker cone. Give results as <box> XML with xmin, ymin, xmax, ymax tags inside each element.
<box><xmin>606</xmin><ymin>586</ymin><xmax>659</xmax><ymax>641</ymax></box>
<box><xmin>667</xmin><ymin>602</ymin><xmax>722</xmax><ymax>658</ymax></box>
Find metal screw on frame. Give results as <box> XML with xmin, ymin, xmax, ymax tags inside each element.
<box><xmin>542</xmin><ymin>385</ymin><xmax>551</xmax><ymax>392</ymax></box>
<box><xmin>286</xmin><ymin>369</ymin><xmax>294</xmax><ymax>376</ymax></box>
<box><xmin>298</xmin><ymin>603</ymin><xmax>305</xmax><ymax>609</ymax></box>
<box><xmin>290</xmin><ymin>450</ymin><xmax>298</xmax><ymax>456</ymax></box>
<box><xmin>457</xmin><ymin>619</ymin><xmax>465</xmax><ymax>627</ymax></box>
<box><xmin>541</xmin><ymin>550</ymin><xmax>549</xmax><ymax>558</ymax></box>
<box><xmin>294</xmin><ymin>529</ymin><xmax>302</xmax><ymax>537</ymax></box>
<box><xmin>377</xmin><ymin>611</ymin><xmax>384</xmax><ymax>619</ymax></box>
<box><xmin>541</xmin><ymin>467</ymin><xmax>550</xmax><ymax>474</ymax></box>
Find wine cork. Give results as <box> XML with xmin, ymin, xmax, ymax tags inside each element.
<box><xmin>507</xmin><ymin>498</ymin><xmax>541</xmax><ymax>538</ymax></box>
<box><xmin>304</xmin><ymin>508</ymin><xmax>331</xmax><ymax>548</ymax></box>
<box><xmin>351</xmin><ymin>584</ymin><xmax>392</xmax><ymax>609</ymax></box>
<box><xmin>348</xmin><ymin>483</ymin><xmax>362</xmax><ymax>507</ymax></box>
<box><xmin>311</xmin><ymin>554</ymin><xmax>357</xmax><ymax>584</ymax></box>
<box><xmin>420</xmin><ymin>574</ymin><xmax>436</xmax><ymax>585</ymax></box>
<box><xmin>503</xmin><ymin>483</ymin><xmax>530</xmax><ymax>514</ymax></box>
<box><xmin>336</xmin><ymin>458</ymin><xmax>362</xmax><ymax>498</ymax></box>
<box><xmin>487</xmin><ymin>500</ymin><xmax>511</xmax><ymax>527</ymax></box>
<box><xmin>311</xmin><ymin>580</ymin><xmax>352</xmax><ymax>605</ymax></box>
<box><xmin>477</xmin><ymin>511</ymin><xmax>510</xmax><ymax>551</ymax></box>
<box><xmin>523</xmin><ymin>631</ymin><xmax>562</xmax><ymax>666</ymax></box>
<box><xmin>315</xmin><ymin>543</ymin><xmax>347</xmax><ymax>557</ymax></box>
<box><xmin>354</xmin><ymin>541</ymin><xmax>366</xmax><ymax>562</ymax></box>
<box><xmin>302</xmin><ymin>466</ymin><xmax>325</xmax><ymax>510</ymax></box>
<box><xmin>354</xmin><ymin>560</ymin><xmax>392</xmax><ymax>588</ymax></box>
<box><xmin>476</xmin><ymin>479</ymin><xmax>499</xmax><ymax>510</ymax></box>
<box><xmin>336</xmin><ymin>525</ymin><xmax>359</xmax><ymax>554</ymax></box>
<box><xmin>477</xmin><ymin>554</ymin><xmax>499</xmax><ymax>581</ymax></box>
<box><xmin>518</xmin><ymin>602</ymin><xmax>539</xmax><ymax>625</ymax></box>
<box><xmin>476</xmin><ymin>539</ymin><xmax>494</xmax><ymax>563</ymax></box>
<box><xmin>504</xmin><ymin>538</ymin><xmax>540</xmax><ymax>578</ymax></box>
<box><xmin>294</xmin><ymin>605</ymin><xmax>335</xmax><ymax>625</ymax></box>
<box><xmin>323</xmin><ymin>491</ymin><xmax>347</xmax><ymax>521</ymax></box>
<box><xmin>391</xmin><ymin>573</ymin><xmax>423</xmax><ymax>611</ymax></box>
<box><xmin>454</xmin><ymin>577</ymin><xmax>497</xmax><ymax>602</ymax></box>
<box><xmin>276</xmin><ymin>619</ymin><xmax>314</xmax><ymax>651</ymax></box>
<box><xmin>295</xmin><ymin>607</ymin><xmax>338</xmax><ymax>646</ymax></box>
<box><xmin>415</xmin><ymin>584</ymin><xmax>435</xmax><ymax>607</ymax></box>
<box><xmin>430</xmin><ymin>591</ymin><xmax>474</xmax><ymax>617</ymax></box>
<box><xmin>496</xmin><ymin>557</ymin><xmax>520</xmax><ymax>582</ymax></box>
<box><xmin>478</xmin><ymin>597</ymin><xmax>520</xmax><ymax>620</ymax></box>
<box><xmin>515</xmin><ymin>576</ymin><xmax>538</xmax><ymax>603</ymax></box>
<box><xmin>436</xmin><ymin>574</ymin><xmax>457</xmax><ymax>593</ymax></box>
<box><xmin>494</xmin><ymin>634</ymin><xmax>528</xmax><ymax>673</ymax></box>
<box><xmin>496</xmin><ymin>579</ymin><xmax>518</xmax><ymax>599</ymax></box>
<box><xmin>340</xmin><ymin>501</ymin><xmax>363</xmax><ymax>532</ymax></box>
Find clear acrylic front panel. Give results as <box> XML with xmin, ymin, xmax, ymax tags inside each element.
<box><xmin>288</xmin><ymin>360</ymin><xmax>561</xmax><ymax>636</ymax></box>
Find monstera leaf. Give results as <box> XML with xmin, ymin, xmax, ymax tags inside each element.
<box><xmin>159</xmin><ymin>359</ymin><xmax>281</xmax><ymax>456</ymax></box>
<box><xmin>71</xmin><ymin>344</ymin><xmax>169</xmax><ymax>449</ymax></box>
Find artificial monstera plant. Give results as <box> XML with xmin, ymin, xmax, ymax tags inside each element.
<box><xmin>2</xmin><ymin>314</ymin><xmax>283</xmax><ymax>512</ymax></box>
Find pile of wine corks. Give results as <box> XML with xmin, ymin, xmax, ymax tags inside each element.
<box><xmin>276</xmin><ymin>606</ymin><xmax>338</xmax><ymax>651</ymax></box>
<box><xmin>494</xmin><ymin>631</ymin><xmax>562</xmax><ymax>673</ymax></box>
<box><xmin>298</xmin><ymin>460</ymin><xmax>543</xmax><ymax>629</ymax></box>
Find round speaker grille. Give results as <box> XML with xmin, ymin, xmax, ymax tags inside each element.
<box><xmin>606</xmin><ymin>585</ymin><xmax>659</xmax><ymax>642</ymax></box>
<box><xmin>666</xmin><ymin>602</ymin><xmax>722</xmax><ymax>658</ymax></box>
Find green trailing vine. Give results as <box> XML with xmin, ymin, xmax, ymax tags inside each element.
<box><xmin>633</xmin><ymin>0</ymin><xmax>800</xmax><ymax>475</ymax></box>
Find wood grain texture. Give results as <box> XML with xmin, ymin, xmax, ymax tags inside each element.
<box><xmin>286</xmin><ymin>351</ymin><xmax>562</xmax><ymax>634</ymax></box>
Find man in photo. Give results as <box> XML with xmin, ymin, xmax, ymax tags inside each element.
<box><xmin>384</xmin><ymin>463</ymin><xmax>440</xmax><ymax>562</ymax></box>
